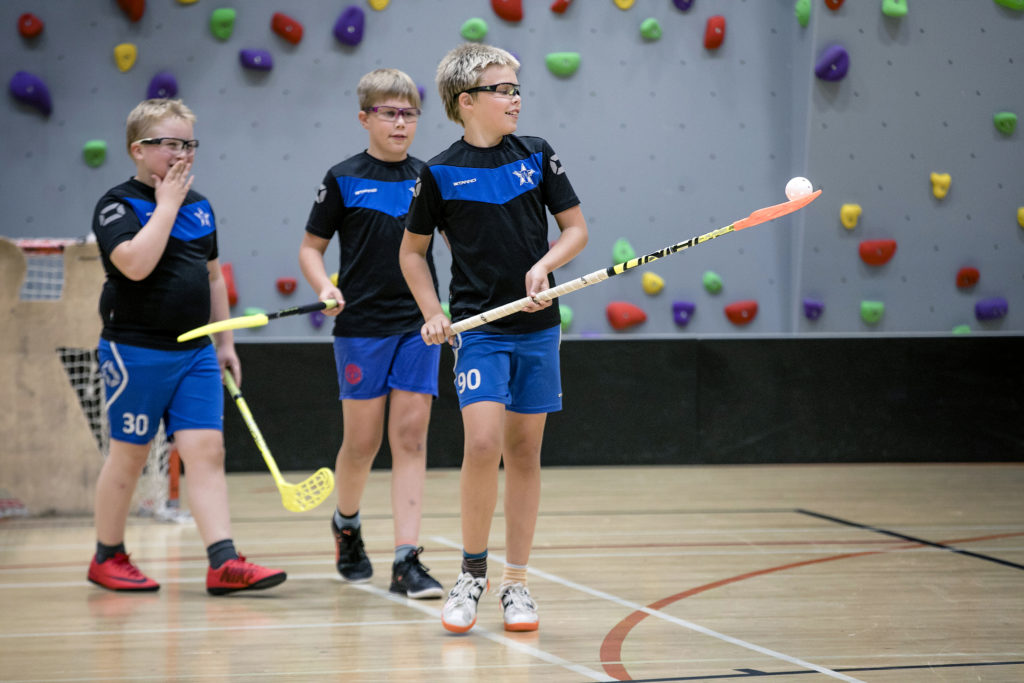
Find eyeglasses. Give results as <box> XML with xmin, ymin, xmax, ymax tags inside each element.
<box><xmin>135</xmin><ymin>137</ymin><xmax>200</xmax><ymax>153</ymax></box>
<box><xmin>364</xmin><ymin>106</ymin><xmax>422</xmax><ymax>122</ymax></box>
<box><xmin>462</xmin><ymin>83</ymin><xmax>521</xmax><ymax>98</ymax></box>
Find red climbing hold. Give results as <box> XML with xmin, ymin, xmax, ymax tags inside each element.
<box><xmin>724</xmin><ymin>300</ymin><xmax>758</xmax><ymax>325</ymax></box>
<box><xmin>704</xmin><ymin>16</ymin><xmax>726</xmax><ymax>50</ymax></box>
<box><xmin>825</xmin><ymin>0</ymin><xmax>844</xmax><ymax>10</ymax></box>
<box><xmin>550</xmin><ymin>0</ymin><xmax>572</xmax><ymax>13</ymax></box>
<box><xmin>858</xmin><ymin>239</ymin><xmax>897</xmax><ymax>266</ymax></box>
<box><xmin>221</xmin><ymin>262</ymin><xmax>238</xmax><ymax>307</ymax></box>
<box><xmin>955</xmin><ymin>267</ymin><xmax>979</xmax><ymax>289</ymax></box>
<box><xmin>17</xmin><ymin>13</ymin><xmax>44</xmax><ymax>38</ymax></box>
<box><xmin>271</xmin><ymin>12</ymin><xmax>304</xmax><ymax>45</ymax></box>
<box><xmin>492</xmin><ymin>0</ymin><xmax>523</xmax><ymax>22</ymax></box>
<box><xmin>276</xmin><ymin>277</ymin><xmax>297</xmax><ymax>295</ymax></box>
<box><xmin>606</xmin><ymin>302</ymin><xmax>647</xmax><ymax>331</ymax></box>
<box><xmin>117</xmin><ymin>0</ymin><xmax>145</xmax><ymax>23</ymax></box>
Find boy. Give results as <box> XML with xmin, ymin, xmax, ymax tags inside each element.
<box><xmin>399</xmin><ymin>44</ymin><xmax>588</xmax><ymax>632</ymax></box>
<box><xmin>89</xmin><ymin>98</ymin><xmax>286</xmax><ymax>595</ymax></box>
<box><xmin>299</xmin><ymin>69</ymin><xmax>444</xmax><ymax>599</ymax></box>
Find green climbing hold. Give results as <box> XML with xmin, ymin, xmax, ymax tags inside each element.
<box><xmin>559</xmin><ymin>304</ymin><xmax>573</xmax><ymax>331</ymax></box>
<box><xmin>83</xmin><ymin>140</ymin><xmax>107</xmax><ymax>168</ymax></box>
<box><xmin>210</xmin><ymin>8</ymin><xmax>236</xmax><ymax>40</ymax></box>
<box><xmin>640</xmin><ymin>18</ymin><xmax>662</xmax><ymax>41</ymax></box>
<box><xmin>994</xmin><ymin>112</ymin><xmax>1017</xmax><ymax>136</ymax></box>
<box><xmin>244</xmin><ymin>307</ymin><xmax>267</xmax><ymax>317</ymax></box>
<box><xmin>952</xmin><ymin>324</ymin><xmax>972</xmax><ymax>335</ymax></box>
<box><xmin>460</xmin><ymin>17</ymin><xmax>488</xmax><ymax>42</ymax></box>
<box><xmin>545</xmin><ymin>52</ymin><xmax>581</xmax><ymax>77</ymax></box>
<box><xmin>794</xmin><ymin>0</ymin><xmax>811</xmax><ymax>27</ymax></box>
<box><xmin>860</xmin><ymin>300</ymin><xmax>885</xmax><ymax>324</ymax></box>
<box><xmin>612</xmin><ymin>238</ymin><xmax>636</xmax><ymax>264</ymax></box>
<box><xmin>702</xmin><ymin>271</ymin><xmax>722</xmax><ymax>294</ymax></box>
<box><xmin>441</xmin><ymin>302</ymin><xmax>451</xmax><ymax>319</ymax></box>
<box><xmin>994</xmin><ymin>0</ymin><xmax>1024</xmax><ymax>10</ymax></box>
<box><xmin>881</xmin><ymin>0</ymin><xmax>907</xmax><ymax>18</ymax></box>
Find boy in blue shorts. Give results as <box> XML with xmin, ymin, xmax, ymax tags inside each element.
<box><xmin>299</xmin><ymin>69</ymin><xmax>444</xmax><ymax>599</ymax></box>
<box><xmin>400</xmin><ymin>44</ymin><xmax>589</xmax><ymax>632</ymax></box>
<box><xmin>89</xmin><ymin>98</ymin><xmax>285</xmax><ymax>594</ymax></box>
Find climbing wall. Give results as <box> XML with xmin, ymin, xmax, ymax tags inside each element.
<box><xmin>2</xmin><ymin>0</ymin><xmax>1020</xmax><ymax>339</ymax></box>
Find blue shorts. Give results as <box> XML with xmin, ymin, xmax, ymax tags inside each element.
<box><xmin>451</xmin><ymin>326</ymin><xmax>562</xmax><ymax>414</ymax></box>
<box><xmin>333</xmin><ymin>331</ymin><xmax>441</xmax><ymax>400</ymax></box>
<box><xmin>98</xmin><ymin>339</ymin><xmax>223</xmax><ymax>445</ymax></box>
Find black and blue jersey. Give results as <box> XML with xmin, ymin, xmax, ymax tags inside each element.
<box><xmin>92</xmin><ymin>178</ymin><xmax>217</xmax><ymax>350</ymax></box>
<box><xmin>306</xmin><ymin>152</ymin><xmax>437</xmax><ymax>337</ymax></box>
<box><xmin>406</xmin><ymin>135</ymin><xmax>580</xmax><ymax>335</ymax></box>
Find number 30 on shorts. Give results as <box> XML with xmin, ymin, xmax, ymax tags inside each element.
<box><xmin>120</xmin><ymin>412</ymin><xmax>150</xmax><ymax>436</ymax></box>
<box><xmin>455</xmin><ymin>368</ymin><xmax>481</xmax><ymax>395</ymax></box>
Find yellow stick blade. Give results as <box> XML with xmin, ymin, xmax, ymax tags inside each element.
<box><xmin>177</xmin><ymin>314</ymin><xmax>270</xmax><ymax>342</ymax></box>
<box><xmin>279</xmin><ymin>468</ymin><xmax>335</xmax><ymax>512</ymax></box>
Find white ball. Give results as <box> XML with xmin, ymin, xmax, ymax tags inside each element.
<box><xmin>785</xmin><ymin>177</ymin><xmax>813</xmax><ymax>200</ymax></box>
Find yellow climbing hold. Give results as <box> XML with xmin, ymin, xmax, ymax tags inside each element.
<box><xmin>613</xmin><ymin>0</ymin><xmax>635</xmax><ymax>9</ymax></box>
<box><xmin>330</xmin><ymin>272</ymin><xmax>339</xmax><ymax>286</ymax></box>
<box><xmin>642</xmin><ymin>271</ymin><xmax>664</xmax><ymax>295</ymax></box>
<box><xmin>840</xmin><ymin>203</ymin><xmax>862</xmax><ymax>230</ymax></box>
<box><xmin>1017</xmin><ymin>207</ymin><xmax>1024</xmax><ymax>229</ymax></box>
<box><xmin>930</xmin><ymin>172</ymin><xmax>951</xmax><ymax>199</ymax></box>
<box><xmin>177</xmin><ymin>0</ymin><xmax>200</xmax><ymax>4</ymax></box>
<box><xmin>114</xmin><ymin>43</ymin><xmax>137</xmax><ymax>72</ymax></box>
<box><xmin>368</xmin><ymin>0</ymin><xmax>390</xmax><ymax>10</ymax></box>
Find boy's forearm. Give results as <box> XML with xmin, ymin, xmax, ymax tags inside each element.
<box><xmin>538</xmin><ymin>222</ymin><xmax>588</xmax><ymax>274</ymax></box>
<box><xmin>299</xmin><ymin>243</ymin><xmax>332</xmax><ymax>293</ymax></box>
<box><xmin>399</xmin><ymin>238</ymin><xmax>444</xmax><ymax>319</ymax></box>
<box><xmin>109</xmin><ymin>203</ymin><xmax>177</xmax><ymax>280</ymax></box>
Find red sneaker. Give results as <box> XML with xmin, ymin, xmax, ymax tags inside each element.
<box><xmin>206</xmin><ymin>555</ymin><xmax>287</xmax><ymax>595</ymax></box>
<box><xmin>88</xmin><ymin>552</ymin><xmax>160</xmax><ymax>592</ymax></box>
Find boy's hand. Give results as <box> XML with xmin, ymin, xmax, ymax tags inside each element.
<box><xmin>522</xmin><ymin>265</ymin><xmax>552</xmax><ymax>312</ymax></box>
<box><xmin>420</xmin><ymin>312</ymin><xmax>453</xmax><ymax>346</ymax></box>
<box><xmin>319</xmin><ymin>286</ymin><xmax>344</xmax><ymax>317</ymax></box>
<box><xmin>153</xmin><ymin>159</ymin><xmax>194</xmax><ymax>209</ymax></box>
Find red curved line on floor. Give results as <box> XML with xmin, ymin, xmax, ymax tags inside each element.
<box><xmin>599</xmin><ymin>531</ymin><xmax>1024</xmax><ymax>681</ymax></box>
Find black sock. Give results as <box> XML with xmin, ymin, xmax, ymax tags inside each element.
<box><xmin>95</xmin><ymin>541</ymin><xmax>125</xmax><ymax>563</ymax></box>
<box><xmin>461</xmin><ymin>550</ymin><xmax>487</xmax><ymax>579</ymax></box>
<box><xmin>207</xmin><ymin>539</ymin><xmax>239</xmax><ymax>569</ymax></box>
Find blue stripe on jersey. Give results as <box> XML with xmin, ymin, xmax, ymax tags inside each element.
<box><xmin>122</xmin><ymin>197</ymin><xmax>216</xmax><ymax>241</ymax></box>
<box><xmin>431</xmin><ymin>152</ymin><xmax>543</xmax><ymax>205</ymax></box>
<box><xmin>336</xmin><ymin>176</ymin><xmax>417</xmax><ymax>218</ymax></box>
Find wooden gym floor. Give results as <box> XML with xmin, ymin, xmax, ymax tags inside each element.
<box><xmin>1</xmin><ymin>463</ymin><xmax>1022</xmax><ymax>682</ymax></box>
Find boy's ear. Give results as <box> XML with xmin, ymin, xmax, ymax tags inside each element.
<box><xmin>458</xmin><ymin>91</ymin><xmax>474</xmax><ymax>114</ymax></box>
<box><xmin>358</xmin><ymin>109</ymin><xmax>370</xmax><ymax>128</ymax></box>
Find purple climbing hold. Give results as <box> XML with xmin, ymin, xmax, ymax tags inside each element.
<box><xmin>239</xmin><ymin>49</ymin><xmax>274</xmax><ymax>71</ymax></box>
<box><xmin>672</xmin><ymin>300</ymin><xmax>696</xmax><ymax>326</ymax></box>
<box><xmin>9</xmin><ymin>71</ymin><xmax>52</xmax><ymax>115</ymax></box>
<box><xmin>803</xmin><ymin>298</ymin><xmax>825</xmax><ymax>321</ymax></box>
<box><xmin>975</xmin><ymin>297</ymin><xmax>1008</xmax><ymax>322</ymax></box>
<box><xmin>310</xmin><ymin>310</ymin><xmax>327</xmax><ymax>329</ymax></box>
<box><xmin>815</xmin><ymin>43</ymin><xmax>849</xmax><ymax>81</ymax></box>
<box><xmin>672</xmin><ymin>0</ymin><xmax>695</xmax><ymax>10</ymax></box>
<box><xmin>147</xmin><ymin>71</ymin><xmax>178</xmax><ymax>99</ymax></box>
<box><xmin>417</xmin><ymin>85</ymin><xmax>426</xmax><ymax>103</ymax></box>
<box><xmin>334</xmin><ymin>5</ymin><xmax>365</xmax><ymax>46</ymax></box>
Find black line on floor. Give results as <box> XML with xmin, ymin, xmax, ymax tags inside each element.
<box><xmin>623</xmin><ymin>658</ymin><xmax>1024</xmax><ymax>681</ymax></box>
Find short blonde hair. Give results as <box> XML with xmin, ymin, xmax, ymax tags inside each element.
<box><xmin>436</xmin><ymin>43</ymin><xmax>520</xmax><ymax>124</ymax></box>
<box><xmin>125</xmin><ymin>98</ymin><xmax>196</xmax><ymax>154</ymax></box>
<box><xmin>357</xmin><ymin>68</ymin><xmax>421</xmax><ymax>111</ymax></box>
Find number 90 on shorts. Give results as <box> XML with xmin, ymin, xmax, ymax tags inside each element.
<box><xmin>451</xmin><ymin>328</ymin><xmax>563</xmax><ymax>414</ymax></box>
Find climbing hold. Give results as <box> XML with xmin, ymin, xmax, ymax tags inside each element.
<box><xmin>117</xmin><ymin>0</ymin><xmax>145</xmax><ymax>22</ymax></box>
<box><xmin>271</xmin><ymin>13</ymin><xmax>304</xmax><ymax>45</ymax></box>
<box><xmin>993</xmin><ymin>112</ymin><xmax>1017</xmax><ymax>136</ymax></box>
<box><xmin>613</xmin><ymin>0</ymin><xmax>635</xmax><ymax>9</ymax></box>
<box><xmin>672</xmin><ymin>0</ymin><xmax>695</xmax><ymax>10</ymax></box>
<box><xmin>114</xmin><ymin>43</ymin><xmax>138</xmax><ymax>72</ymax></box>
<box><xmin>606</xmin><ymin>302</ymin><xmax>647</xmax><ymax>331</ymax></box>
<box><xmin>147</xmin><ymin>71</ymin><xmax>178</xmax><ymax>99</ymax></box>
<box><xmin>418</xmin><ymin>85</ymin><xmax>426</xmax><ymax>103</ymax></box>
<box><xmin>975</xmin><ymin>297</ymin><xmax>1008</xmax><ymax>321</ymax></box>
<box><xmin>1018</xmin><ymin>207</ymin><xmax>1024</xmax><ymax>228</ymax></box>
<box><xmin>244</xmin><ymin>307</ymin><xmax>267</xmax><ymax>317</ymax></box>
<box><xmin>825</xmin><ymin>0</ymin><xmax>845</xmax><ymax>9</ymax></box>
<box><xmin>369</xmin><ymin>0</ymin><xmax>390</xmax><ymax>10</ymax></box>
<box><xmin>209</xmin><ymin>8</ymin><xmax>236</xmax><ymax>40</ymax></box>
<box><xmin>803</xmin><ymin>298</ymin><xmax>825</xmax><ymax>321</ymax></box>
<box><xmin>612</xmin><ymin>238</ymin><xmax>636</xmax><ymax>264</ymax></box>
<box><xmin>672</xmin><ymin>300</ymin><xmax>696</xmax><ymax>326</ymax></box>
<box><xmin>881</xmin><ymin>0</ymin><xmax>908</xmax><ymax>18</ymax></box>
<box><xmin>859</xmin><ymin>239</ymin><xmax>897</xmax><ymax>266</ymax></box>
<box><xmin>724</xmin><ymin>300</ymin><xmax>758</xmax><ymax>326</ymax></box>
<box><xmin>334</xmin><ymin>6</ymin><xmax>365</xmax><ymax>46</ymax></box>
<box><xmin>545</xmin><ymin>52</ymin><xmax>580</xmax><ymax>77</ymax></box>
<box><xmin>840</xmin><ymin>203</ymin><xmax>862</xmax><ymax>229</ymax></box>
<box><xmin>815</xmin><ymin>43</ymin><xmax>849</xmax><ymax>81</ymax></box>
<box><xmin>82</xmin><ymin>140</ymin><xmax>107</xmax><ymax>168</ymax></box>
<box><xmin>952</xmin><ymin>324</ymin><xmax>971</xmax><ymax>335</ymax></box>
<box><xmin>276</xmin><ymin>277</ymin><xmax>297</xmax><ymax>295</ymax></box>
<box><xmin>17</xmin><ymin>13</ymin><xmax>44</xmax><ymax>38</ymax></box>
<box><xmin>955</xmin><ymin>267</ymin><xmax>979</xmax><ymax>289</ymax></box>
<box><xmin>441</xmin><ymin>302</ymin><xmax>451</xmax><ymax>319</ymax></box>
<box><xmin>702</xmin><ymin>271</ymin><xmax>722</xmax><ymax>294</ymax></box>
<box><xmin>239</xmin><ymin>49</ymin><xmax>273</xmax><ymax>71</ymax></box>
<box><xmin>177</xmin><ymin>0</ymin><xmax>199</xmax><ymax>4</ymax></box>
<box><xmin>310</xmin><ymin>310</ymin><xmax>326</xmax><ymax>329</ymax></box>
<box><xmin>930</xmin><ymin>172</ymin><xmax>951</xmax><ymax>199</ymax></box>
<box><xmin>704</xmin><ymin>16</ymin><xmax>726</xmax><ymax>50</ymax></box>
<box><xmin>551</xmin><ymin>0</ymin><xmax>572</xmax><ymax>13</ymax></box>
<box><xmin>329</xmin><ymin>271</ymin><xmax>339</xmax><ymax>286</ymax></box>
<box><xmin>640</xmin><ymin>18</ymin><xmax>662</xmax><ymax>40</ymax></box>
<box><xmin>559</xmin><ymin>304</ymin><xmax>573</xmax><ymax>331</ymax></box>
<box><xmin>8</xmin><ymin>71</ymin><xmax>52</xmax><ymax>116</ymax></box>
<box><xmin>222</xmin><ymin>262</ymin><xmax>238</xmax><ymax>306</ymax></box>
<box><xmin>492</xmin><ymin>0</ymin><xmax>523</xmax><ymax>22</ymax></box>
<box><xmin>795</xmin><ymin>0</ymin><xmax>811</xmax><ymax>27</ymax></box>
<box><xmin>860</xmin><ymin>300</ymin><xmax>885</xmax><ymax>324</ymax></box>
<box><xmin>460</xmin><ymin>17</ymin><xmax>488</xmax><ymax>42</ymax></box>
<box><xmin>642</xmin><ymin>271</ymin><xmax>664</xmax><ymax>295</ymax></box>
<box><xmin>994</xmin><ymin>0</ymin><xmax>1024</xmax><ymax>9</ymax></box>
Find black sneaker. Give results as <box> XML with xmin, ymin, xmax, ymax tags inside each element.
<box><xmin>390</xmin><ymin>547</ymin><xmax>443</xmax><ymax>599</ymax></box>
<box><xmin>331</xmin><ymin>517</ymin><xmax>372</xmax><ymax>582</ymax></box>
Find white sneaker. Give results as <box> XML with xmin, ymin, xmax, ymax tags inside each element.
<box><xmin>498</xmin><ymin>581</ymin><xmax>539</xmax><ymax>632</ymax></box>
<box><xmin>441</xmin><ymin>572</ymin><xmax>488</xmax><ymax>633</ymax></box>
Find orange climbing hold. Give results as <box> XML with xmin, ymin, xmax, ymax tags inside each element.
<box><xmin>276</xmin><ymin>277</ymin><xmax>297</xmax><ymax>295</ymax></box>
<box><xmin>17</xmin><ymin>13</ymin><xmax>44</xmax><ymax>38</ymax></box>
<box><xmin>704</xmin><ymin>16</ymin><xmax>726</xmax><ymax>50</ymax></box>
<box><xmin>221</xmin><ymin>262</ymin><xmax>238</xmax><ymax>306</ymax></box>
<box><xmin>117</xmin><ymin>0</ymin><xmax>145</xmax><ymax>22</ymax></box>
<box><xmin>955</xmin><ymin>267</ymin><xmax>979</xmax><ymax>289</ymax></box>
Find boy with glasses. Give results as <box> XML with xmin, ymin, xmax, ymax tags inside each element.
<box><xmin>89</xmin><ymin>98</ymin><xmax>286</xmax><ymax>595</ymax></box>
<box><xmin>400</xmin><ymin>44</ymin><xmax>589</xmax><ymax>632</ymax></box>
<box><xmin>299</xmin><ymin>69</ymin><xmax>444</xmax><ymax>599</ymax></box>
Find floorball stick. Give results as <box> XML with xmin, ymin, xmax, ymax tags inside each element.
<box><xmin>222</xmin><ymin>370</ymin><xmax>334</xmax><ymax>513</ymax></box>
<box><xmin>450</xmin><ymin>190</ymin><xmax>821</xmax><ymax>334</ymax></box>
<box><xmin>177</xmin><ymin>299</ymin><xmax>340</xmax><ymax>343</ymax></box>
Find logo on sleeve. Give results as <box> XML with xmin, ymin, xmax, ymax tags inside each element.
<box><xmin>98</xmin><ymin>202</ymin><xmax>126</xmax><ymax>226</ymax></box>
<box><xmin>549</xmin><ymin>154</ymin><xmax>566</xmax><ymax>175</ymax></box>
<box><xmin>413</xmin><ymin>177</ymin><xmax>421</xmax><ymax>198</ymax></box>
<box><xmin>316</xmin><ymin>183</ymin><xmax>327</xmax><ymax>203</ymax></box>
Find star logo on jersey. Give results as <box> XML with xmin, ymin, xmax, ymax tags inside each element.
<box><xmin>316</xmin><ymin>183</ymin><xmax>327</xmax><ymax>204</ymax></box>
<box><xmin>193</xmin><ymin>207</ymin><xmax>212</xmax><ymax>227</ymax></box>
<box><xmin>98</xmin><ymin>202</ymin><xmax>125</xmax><ymax>227</ymax></box>
<box><xmin>549</xmin><ymin>154</ymin><xmax>565</xmax><ymax>175</ymax></box>
<box><xmin>513</xmin><ymin>162</ymin><xmax>536</xmax><ymax>186</ymax></box>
